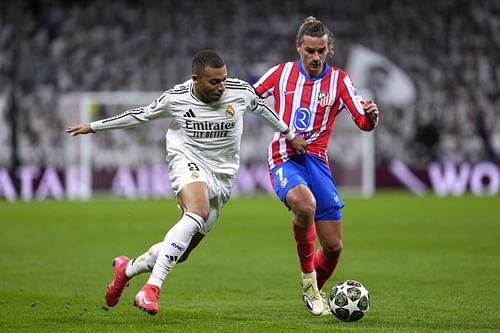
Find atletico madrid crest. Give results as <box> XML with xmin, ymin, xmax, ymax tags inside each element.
<box><xmin>280</xmin><ymin>177</ymin><xmax>288</xmax><ymax>189</ymax></box>
<box><xmin>318</xmin><ymin>92</ymin><xmax>332</xmax><ymax>107</ymax></box>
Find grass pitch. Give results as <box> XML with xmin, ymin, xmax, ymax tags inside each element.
<box><xmin>0</xmin><ymin>193</ymin><xmax>499</xmax><ymax>332</ymax></box>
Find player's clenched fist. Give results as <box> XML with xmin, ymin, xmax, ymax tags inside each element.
<box><xmin>363</xmin><ymin>100</ymin><xmax>379</xmax><ymax>126</ymax></box>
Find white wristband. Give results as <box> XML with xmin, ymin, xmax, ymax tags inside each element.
<box><xmin>284</xmin><ymin>130</ymin><xmax>296</xmax><ymax>141</ymax></box>
<box><xmin>89</xmin><ymin>122</ymin><xmax>98</xmax><ymax>133</ymax></box>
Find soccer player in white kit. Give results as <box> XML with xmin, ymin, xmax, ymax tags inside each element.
<box><xmin>66</xmin><ymin>50</ymin><xmax>308</xmax><ymax>315</ymax></box>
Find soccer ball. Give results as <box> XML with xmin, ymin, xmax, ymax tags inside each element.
<box><xmin>329</xmin><ymin>280</ymin><xmax>370</xmax><ymax>322</ymax></box>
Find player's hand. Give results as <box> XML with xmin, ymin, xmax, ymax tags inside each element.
<box><xmin>290</xmin><ymin>135</ymin><xmax>308</xmax><ymax>154</ymax></box>
<box><xmin>363</xmin><ymin>100</ymin><xmax>379</xmax><ymax>125</ymax></box>
<box><xmin>66</xmin><ymin>123</ymin><xmax>94</xmax><ymax>136</ymax></box>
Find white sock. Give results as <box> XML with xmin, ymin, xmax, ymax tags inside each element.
<box><xmin>301</xmin><ymin>270</ymin><xmax>318</xmax><ymax>281</ymax></box>
<box><xmin>147</xmin><ymin>212</ymin><xmax>204</xmax><ymax>288</ymax></box>
<box><xmin>125</xmin><ymin>242</ymin><xmax>162</xmax><ymax>278</ymax></box>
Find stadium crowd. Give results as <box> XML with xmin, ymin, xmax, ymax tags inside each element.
<box><xmin>0</xmin><ymin>0</ymin><xmax>499</xmax><ymax>169</ymax></box>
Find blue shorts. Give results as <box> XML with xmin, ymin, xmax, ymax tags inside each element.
<box><xmin>270</xmin><ymin>153</ymin><xmax>344</xmax><ymax>221</ymax></box>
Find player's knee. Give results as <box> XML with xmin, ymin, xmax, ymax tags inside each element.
<box><xmin>292</xmin><ymin>205</ymin><xmax>316</xmax><ymax>229</ymax></box>
<box><xmin>291</xmin><ymin>199</ymin><xmax>316</xmax><ymax>219</ymax></box>
<box><xmin>188</xmin><ymin>207</ymin><xmax>211</xmax><ymax>222</ymax></box>
<box><xmin>322</xmin><ymin>241</ymin><xmax>342</xmax><ymax>260</ymax></box>
<box><xmin>287</xmin><ymin>186</ymin><xmax>316</xmax><ymax>219</ymax></box>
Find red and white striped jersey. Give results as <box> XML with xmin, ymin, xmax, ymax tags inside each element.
<box><xmin>254</xmin><ymin>60</ymin><xmax>375</xmax><ymax>169</ymax></box>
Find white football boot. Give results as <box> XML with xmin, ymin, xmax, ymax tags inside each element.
<box><xmin>320</xmin><ymin>290</ymin><xmax>332</xmax><ymax>315</ymax></box>
<box><xmin>301</xmin><ymin>272</ymin><xmax>324</xmax><ymax>316</ymax></box>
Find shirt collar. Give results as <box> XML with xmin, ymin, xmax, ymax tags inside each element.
<box><xmin>297</xmin><ymin>60</ymin><xmax>329</xmax><ymax>80</ymax></box>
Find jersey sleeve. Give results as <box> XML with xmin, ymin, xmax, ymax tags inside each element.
<box><xmin>90</xmin><ymin>91</ymin><xmax>172</xmax><ymax>132</ymax></box>
<box><xmin>338</xmin><ymin>72</ymin><xmax>376</xmax><ymax>131</ymax></box>
<box><xmin>247</xmin><ymin>88</ymin><xmax>288</xmax><ymax>133</ymax></box>
<box><xmin>253</xmin><ymin>64</ymin><xmax>281</xmax><ymax>98</ymax></box>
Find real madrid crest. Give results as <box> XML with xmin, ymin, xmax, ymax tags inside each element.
<box><xmin>225</xmin><ymin>104</ymin><xmax>235</xmax><ymax>118</ymax></box>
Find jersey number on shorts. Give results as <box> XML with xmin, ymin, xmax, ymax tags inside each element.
<box><xmin>275</xmin><ymin>167</ymin><xmax>283</xmax><ymax>181</ymax></box>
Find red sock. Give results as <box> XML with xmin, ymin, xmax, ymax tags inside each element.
<box><xmin>314</xmin><ymin>247</ymin><xmax>340</xmax><ymax>290</ymax></box>
<box><xmin>293</xmin><ymin>223</ymin><xmax>316</xmax><ymax>273</ymax></box>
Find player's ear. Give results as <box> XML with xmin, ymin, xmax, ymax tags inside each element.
<box><xmin>192</xmin><ymin>73</ymin><xmax>198</xmax><ymax>83</ymax></box>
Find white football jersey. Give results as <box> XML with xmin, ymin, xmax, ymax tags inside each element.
<box><xmin>90</xmin><ymin>78</ymin><xmax>289</xmax><ymax>175</ymax></box>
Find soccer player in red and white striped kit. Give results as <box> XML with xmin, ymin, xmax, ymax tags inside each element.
<box><xmin>254</xmin><ymin>16</ymin><xmax>379</xmax><ymax>316</ymax></box>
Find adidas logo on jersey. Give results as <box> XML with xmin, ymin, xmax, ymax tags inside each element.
<box><xmin>183</xmin><ymin>109</ymin><xmax>196</xmax><ymax>118</ymax></box>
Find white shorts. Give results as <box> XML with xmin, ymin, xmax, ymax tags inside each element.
<box><xmin>168</xmin><ymin>155</ymin><xmax>235</xmax><ymax>234</ymax></box>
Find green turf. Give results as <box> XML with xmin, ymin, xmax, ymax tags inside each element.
<box><xmin>0</xmin><ymin>193</ymin><xmax>499</xmax><ymax>332</ymax></box>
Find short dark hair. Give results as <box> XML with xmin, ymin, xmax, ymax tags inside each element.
<box><xmin>192</xmin><ymin>50</ymin><xmax>225</xmax><ymax>75</ymax></box>
<box><xmin>296</xmin><ymin>16</ymin><xmax>335</xmax><ymax>57</ymax></box>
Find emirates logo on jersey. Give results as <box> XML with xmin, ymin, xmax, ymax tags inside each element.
<box><xmin>225</xmin><ymin>104</ymin><xmax>235</xmax><ymax>117</ymax></box>
<box><xmin>318</xmin><ymin>92</ymin><xmax>333</xmax><ymax>107</ymax></box>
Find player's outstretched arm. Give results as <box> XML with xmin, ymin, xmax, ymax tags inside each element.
<box><xmin>66</xmin><ymin>123</ymin><xmax>95</xmax><ymax>136</ymax></box>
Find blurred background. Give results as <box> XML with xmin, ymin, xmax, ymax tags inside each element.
<box><xmin>1</xmin><ymin>0</ymin><xmax>499</xmax><ymax>200</ymax></box>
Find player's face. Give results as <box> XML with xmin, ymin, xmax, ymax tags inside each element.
<box><xmin>297</xmin><ymin>34</ymin><xmax>329</xmax><ymax>78</ymax></box>
<box><xmin>192</xmin><ymin>65</ymin><xmax>227</xmax><ymax>103</ymax></box>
